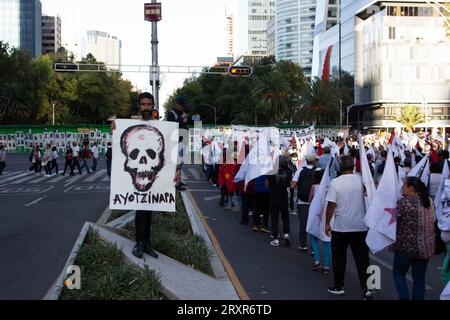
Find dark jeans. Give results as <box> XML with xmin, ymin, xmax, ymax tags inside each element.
<box><xmin>270</xmin><ymin>200</ymin><xmax>290</xmax><ymax>239</ymax></box>
<box><xmin>241</xmin><ymin>193</ymin><xmax>253</xmax><ymax>224</ymax></box>
<box><xmin>393</xmin><ymin>252</ymin><xmax>429</xmax><ymax>300</ymax></box>
<box><xmin>254</xmin><ymin>192</ymin><xmax>270</xmax><ymax>228</ymax></box>
<box><xmin>72</xmin><ymin>158</ymin><xmax>82</xmax><ymax>174</ymax></box>
<box><xmin>44</xmin><ymin>163</ymin><xmax>51</xmax><ymax>175</ymax></box>
<box><xmin>205</xmin><ymin>164</ymin><xmax>214</xmax><ymax>182</ymax></box>
<box><xmin>79</xmin><ymin>158</ymin><xmax>91</xmax><ymax>173</ymax></box>
<box><xmin>297</xmin><ymin>204</ymin><xmax>310</xmax><ymax>247</ymax></box>
<box><xmin>92</xmin><ymin>157</ymin><xmax>98</xmax><ymax>171</ymax></box>
<box><xmin>135</xmin><ymin>210</ymin><xmax>153</xmax><ymax>243</ymax></box>
<box><xmin>331</xmin><ymin>231</ymin><xmax>370</xmax><ymax>290</ymax></box>
<box><xmin>29</xmin><ymin>162</ymin><xmax>41</xmax><ymax>173</ymax></box>
<box><xmin>63</xmin><ymin>160</ymin><xmax>73</xmax><ymax>175</ymax></box>
<box><xmin>0</xmin><ymin>161</ymin><xmax>5</xmax><ymax>174</ymax></box>
<box><xmin>106</xmin><ymin>159</ymin><xmax>112</xmax><ymax>177</ymax></box>
<box><xmin>289</xmin><ymin>188</ymin><xmax>295</xmax><ymax>211</ymax></box>
<box><xmin>220</xmin><ymin>185</ymin><xmax>228</xmax><ymax>205</ymax></box>
<box><xmin>51</xmin><ymin>159</ymin><xmax>58</xmax><ymax>174</ymax></box>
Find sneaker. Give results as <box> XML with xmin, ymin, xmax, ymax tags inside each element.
<box><xmin>283</xmin><ymin>234</ymin><xmax>291</xmax><ymax>246</ymax></box>
<box><xmin>328</xmin><ymin>286</ymin><xmax>346</xmax><ymax>296</ymax></box>
<box><xmin>270</xmin><ymin>239</ymin><xmax>280</xmax><ymax>247</ymax></box>
<box><xmin>270</xmin><ymin>234</ymin><xmax>276</xmax><ymax>240</ymax></box>
<box><xmin>312</xmin><ymin>262</ymin><xmax>323</xmax><ymax>272</ymax></box>
<box><xmin>323</xmin><ymin>267</ymin><xmax>330</xmax><ymax>274</ymax></box>
<box><xmin>259</xmin><ymin>226</ymin><xmax>271</xmax><ymax>233</ymax></box>
<box><xmin>363</xmin><ymin>289</ymin><xmax>374</xmax><ymax>300</ymax></box>
<box><xmin>298</xmin><ymin>246</ymin><xmax>308</xmax><ymax>252</ymax></box>
<box><xmin>252</xmin><ymin>226</ymin><xmax>259</xmax><ymax>232</ymax></box>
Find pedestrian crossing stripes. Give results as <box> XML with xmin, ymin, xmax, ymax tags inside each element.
<box><xmin>0</xmin><ymin>170</ymin><xmax>111</xmax><ymax>188</ymax></box>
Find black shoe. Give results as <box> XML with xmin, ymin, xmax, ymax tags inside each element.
<box><xmin>144</xmin><ymin>242</ymin><xmax>159</xmax><ymax>259</ymax></box>
<box><xmin>176</xmin><ymin>185</ymin><xmax>187</xmax><ymax>191</ymax></box>
<box><xmin>180</xmin><ymin>182</ymin><xmax>187</xmax><ymax>187</ymax></box>
<box><xmin>132</xmin><ymin>242</ymin><xmax>145</xmax><ymax>259</ymax></box>
<box><xmin>328</xmin><ymin>286</ymin><xmax>346</xmax><ymax>296</ymax></box>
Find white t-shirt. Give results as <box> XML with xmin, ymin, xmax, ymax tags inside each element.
<box><xmin>292</xmin><ymin>165</ymin><xmax>315</xmax><ymax>205</ymax></box>
<box><xmin>325</xmin><ymin>173</ymin><xmax>367</xmax><ymax>232</ymax></box>
<box><xmin>72</xmin><ymin>145</ymin><xmax>80</xmax><ymax>157</ymax></box>
<box><xmin>92</xmin><ymin>145</ymin><xmax>99</xmax><ymax>158</ymax></box>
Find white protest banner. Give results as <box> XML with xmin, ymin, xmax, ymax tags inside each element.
<box><xmin>110</xmin><ymin>119</ymin><xmax>179</xmax><ymax>212</ymax></box>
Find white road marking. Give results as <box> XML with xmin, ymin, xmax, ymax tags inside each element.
<box><xmin>204</xmin><ymin>195</ymin><xmax>221</xmax><ymax>201</ymax></box>
<box><xmin>101</xmin><ymin>176</ymin><xmax>110</xmax><ymax>182</ymax></box>
<box><xmin>188</xmin><ymin>168</ymin><xmax>202</xmax><ymax>180</ymax></box>
<box><xmin>28</xmin><ymin>175</ymin><xmax>56</xmax><ymax>184</ymax></box>
<box><xmin>188</xmin><ymin>189</ymin><xmax>220</xmax><ymax>193</ymax></box>
<box><xmin>24</xmin><ymin>195</ymin><xmax>47</xmax><ymax>207</ymax></box>
<box><xmin>47</xmin><ymin>174</ymin><xmax>67</xmax><ymax>183</ymax></box>
<box><xmin>83</xmin><ymin>169</ymin><xmax>107</xmax><ymax>183</ymax></box>
<box><xmin>0</xmin><ymin>172</ymin><xmax>30</xmax><ymax>186</ymax></box>
<box><xmin>10</xmin><ymin>175</ymin><xmax>44</xmax><ymax>184</ymax></box>
<box><xmin>64</xmin><ymin>174</ymin><xmax>84</xmax><ymax>187</ymax></box>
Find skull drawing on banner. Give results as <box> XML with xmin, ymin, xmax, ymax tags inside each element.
<box><xmin>120</xmin><ymin>125</ymin><xmax>165</xmax><ymax>192</ymax></box>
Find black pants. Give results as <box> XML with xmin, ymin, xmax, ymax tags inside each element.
<box><xmin>51</xmin><ymin>159</ymin><xmax>58</xmax><ymax>174</ymax></box>
<box><xmin>72</xmin><ymin>158</ymin><xmax>82</xmax><ymax>174</ymax></box>
<box><xmin>297</xmin><ymin>204</ymin><xmax>310</xmax><ymax>248</ymax></box>
<box><xmin>220</xmin><ymin>185</ymin><xmax>228</xmax><ymax>205</ymax></box>
<box><xmin>331</xmin><ymin>231</ymin><xmax>370</xmax><ymax>290</ymax></box>
<box><xmin>289</xmin><ymin>188</ymin><xmax>295</xmax><ymax>211</ymax></box>
<box><xmin>135</xmin><ymin>210</ymin><xmax>153</xmax><ymax>243</ymax></box>
<box><xmin>63</xmin><ymin>160</ymin><xmax>72</xmax><ymax>175</ymax></box>
<box><xmin>29</xmin><ymin>162</ymin><xmax>41</xmax><ymax>173</ymax></box>
<box><xmin>254</xmin><ymin>192</ymin><xmax>270</xmax><ymax>228</ymax></box>
<box><xmin>270</xmin><ymin>201</ymin><xmax>290</xmax><ymax>239</ymax></box>
<box><xmin>241</xmin><ymin>193</ymin><xmax>253</xmax><ymax>223</ymax></box>
<box><xmin>0</xmin><ymin>161</ymin><xmax>5</xmax><ymax>174</ymax></box>
<box><xmin>44</xmin><ymin>163</ymin><xmax>51</xmax><ymax>175</ymax></box>
<box><xmin>213</xmin><ymin>164</ymin><xmax>220</xmax><ymax>185</ymax></box>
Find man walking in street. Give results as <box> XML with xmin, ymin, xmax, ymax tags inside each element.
<box><xmin>112</xmin><ymin>92</ymin><xmax>181</xmax><ymax>260</ymax></box>
<box><xmin>71</xmin><ymin>141</ymin><xmax>82</xmax><ymax>175</ymax></box>
<box><xmin>318</xmin><ymin>146</ymin><xmax>340</xmax><ymax>179</ymax></box>
<box><xmin>105</xmin><ymin>142</ymin><xmax>112</xmax><ymax>178</ymax></box>
<box><xmin>91</xmin><ymin>142</ymin><xmax>99</xmax><ymax>172</ymax></box>
<box><xmin>325</xmin><ymin>155</ymin><xmax>373</xmax><ymax>300</ymax></box>
<box><xmin>79</xmin><ymin>141</ymin><xmax>92</xmax><ymax>174</ymax></box>
<box><xmin>291</xmin><ymin>153</ymin><xmax>317</xmax><ymax>252</ymax></box>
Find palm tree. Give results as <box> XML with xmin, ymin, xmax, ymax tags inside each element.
<box><xmin>252</xmin><ymin>72</ymin><xmax>291</xmax><ymax>125</ymax></box>
<box><xmin>0</xmin><ymin>82</ymin><xmax>32</xmax><ymax>122</ymax></box>
<box><xmin>295</xmin><ymin>77</ymin><xmax>339</xmax><ymax>125</ymax></box>
<box><xmin>397</xmin><ymin>104</ymin><xmax>424</xmax><ymax>132</ymax></box>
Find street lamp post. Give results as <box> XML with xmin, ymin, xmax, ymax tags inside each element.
<box><xmin>52</xmin><ymin>103</ymin><xmax>55</xmax><ymax>125</ymax></box>
<box><xmin>347</xmin><ymin>105</ymin><xmax>355</xmax><ymax>127</ymax></box>
<box><xmin>145</xmin><ymin>2</ymin><xmax>162</xmax><ymax>111</ymax></box>
<box><xmin>333</xmin><ymin>95</ymin><xmax>343</xmax><ymax>127</ymax></box>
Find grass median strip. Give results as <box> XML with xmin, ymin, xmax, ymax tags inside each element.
<box><xmin>59</xmin><ymin>228</ymin><xmax>165</xmax><ymax>300</ymax></box>
<box><xmin>114</xmin><ymin>192</ymin><xmax>214</xmax><ymax>277</ymax></box>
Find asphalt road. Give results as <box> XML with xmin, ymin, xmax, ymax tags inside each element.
<box><xmin>183</xmin><ymin>164</ymin><xmax>446</xmax><ymax>300</ymax></box>
<box><xmin>0</xmin><ymin>153</ymin><xmax>109</xmax><ymax>299</ymax></box>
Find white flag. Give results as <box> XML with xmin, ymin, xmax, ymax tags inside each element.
<box><xmin>408</xmin><ymin>156</ymin><xmax>428</xmax><ymax>178</ymax></box>
<box><xmin>435</xmin><ymin>160</ymin><xmax>449</xmax><ymax>220</ymax></box>
<box><xmin>307</xmin><ymin>162</ymin><xmax>332</xmax><ymax>242</ymax></box>
<box><xmin>364</xmin><ymin>146</ymin><xmax>402</xmax><ymax>254</ymax></box>
<box><xmin>359</xmin><ymin>136</ymin><xmax>376</xmax><ymax>208</ymax></box>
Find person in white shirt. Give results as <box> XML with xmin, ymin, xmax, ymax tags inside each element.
<box><xmin>325</xmin><ymin>155</ymin><xmax>373</xmax><ymax>300</ymax></box>
<box><xmin>50</xmin><ymin>145</ymin><xmax>59</xmax><ymax>175</ymax></box>
<box><xmin>91</xmin><ymin>142</ymin><xmax>99</xmax><ymax>172</ymax></box>
<box><xmin>291</xmin><ymin>153</ymin><xmax>318</xmax><ymax>252</ymax></box>
<box><xmin>71</xmin><ymin>141</ymin><xmax>82</xmax><ymax>175</ymax></box>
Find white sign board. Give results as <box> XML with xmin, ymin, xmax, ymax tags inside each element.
<box><xmin>109</xmin><ymin>119</ymin><xmax>179</xmax><ymax>212</ymax></box>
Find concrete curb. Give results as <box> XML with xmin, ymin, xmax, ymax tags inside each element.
<box><xmin>105</xmin><ymin>211</ymin><xmax>135</xmax><ymax>229</ymax></box>
<box><xmin>180</xmin><ymin>191</ymin><xmax>229</xmax><ymax>280</ymax></box>
<box><xmin>96</xmin><ymin>207</ymin><xmax>112</xmax><ymax>225</ymax></box>
<box><xmin>91</xmin><ymin>224</ymin><xmax>239</xmax><ymax>300</ymax></box>
<box><xmin>42</xmin><ymin>222</ymin><xmax>91</xmax><ymax>300</ymax></box>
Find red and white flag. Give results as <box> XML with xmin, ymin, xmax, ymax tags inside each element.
<box><xmin>364</xmin><ymin>146</ymin><xmax>402</xmax><ymax>254</ymax></box>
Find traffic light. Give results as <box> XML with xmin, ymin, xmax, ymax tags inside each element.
<box><xmin>54</xmin><ymin>63</ymin><xmax>79</xmax><ymax>72</ymax></box>
<box><xmin>228</xmin><ymin>66</ymin><xmax>253</xmax><ymax>77</ymax></box>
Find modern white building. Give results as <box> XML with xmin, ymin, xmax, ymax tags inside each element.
<box><xmin>41</xmin><ymin>14</ymin><xmax>61</xmax><ymax>55</ymax></box>
<box><xmin>267</xmin><ymin>15</ymin><xmax>276</xmax><ymax>56</ymax></box>
<box><xmin>226</xmin><ymin>6</ymin><xmax>235</xmax><ymax>59</ymax></box>
<box><xmin>275</xmin><ymin>0</ymin><xmax>300</xmax><ymax>63</ymax></box>
<box><xmin>86</xmin><ymin>30</ymin><xmax>121</xmax><ymax>69</ymax></box>
<box><xmin>62</xmin><ymin>33</ymin><xmax>86</xmax><ymax>61</ymax></box>
<box><xmin>312</xmin><ymin>0</ymin><xmax>450</xmax><ymax>129</ymax></box>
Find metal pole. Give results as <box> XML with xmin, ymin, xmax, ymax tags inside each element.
<box><xmin>214</xmin><ymin>107</ymin><xmax>217</xmax><ymax>127</ymax></box>
<box><xmin>52</xmin><ymin>103</ymin><xmax>55</xmax><ymax>125</ymax></box>
<box><xmin>151</xmin><ymin>0</ymin><xmax>160</xmax><ymax>111</ymax></box>
<box><xmin>338</xmin><ymin>0</ymin><xmax>342</xmax><ymax>81</ymax></box>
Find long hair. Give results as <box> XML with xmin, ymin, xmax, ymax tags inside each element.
<box><xmin>405</xmin><ymin>176</ymin><xmax>430</xmax><ymax>208</ymax></box>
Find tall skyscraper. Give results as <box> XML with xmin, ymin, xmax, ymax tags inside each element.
<box><xmin>0</xmin><ymin>0</ymin><xmax>42</xmax><ymax>58</ymax></box>
<box><xmin>275</xmin><ymin>0</ymin><xmax>300</xmax><ymax>63</ymax></box>
<box><xmin>266</xmin><ymin>16</ymin><xmax>276</xmax><ymax>57</ymax></box>
<box><xmin>248</xmin><ymin>0</ymin><xmax>276</xmax><ymax>56</ymax></box>
<box><xmin>226</xmin><ymin>6</ymin><xmax>234</xmax><ymax>58</ymax></box>
<box><xmin>41</xmin><ymin>14</ymin><xmax>61</xmax><ymax>55</ymax></box>
<box><xmin>86</xmin><ymin>30</ymin><xmax>121</xmax><ymax>68</ymax></box>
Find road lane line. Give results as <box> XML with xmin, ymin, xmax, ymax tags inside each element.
<box><xmin>24</xmin><ymin>195</ymin><xmax>47</xmax><ymax>207</ymax></box>
<box><xmin>204</xmin><ymin>195</ymin><xmax>221</xmax><ymax>201</ymax></box>
<box><xmin>64</xmin><ymin>174</ymin><xmax>84</xmax><ymax>187</ymax></box>
<box><xmin>83</xmin><ymin>169</ymin><xmax>106</xmax><ymax>183</ymax></box>
<box><xmin>186</xmin><ymin>190</ymin><xmax>250</xmax><ymax>300</ymax></box>
<box><xmin>47</xmin><ymin>174</ymin><xmax>67</xmax><ymax>183</ymax></box>
<box><xmin>0</xmin><ymin>172</ymin><xmax>30</xmax><ymax>186</ymax></box>
<box><xmin>28</xmin><ymin>175</ymin><xmax>56</xmax><ymax>184</ymax></box>
<box><xmin>188</xmin><ymin>168</ymin><xmax>201</xmax><ymax>180</ymax></box>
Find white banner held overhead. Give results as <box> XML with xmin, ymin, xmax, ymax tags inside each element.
<box><xmin>110</xmin><ymin>119</ymin><xmax>179</xmax><ymax>212</ymax></box>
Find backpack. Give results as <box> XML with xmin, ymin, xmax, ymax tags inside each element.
<box><xmin>297</xmin><ymin>166</ymin><xmax>316</xmax><ymax>202</ymax></box>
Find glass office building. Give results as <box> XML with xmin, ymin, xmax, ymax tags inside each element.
<box><xmin>0</xmin><ymin>0</ymin><xmax>42</xmax><ymax>58</ymax></box>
